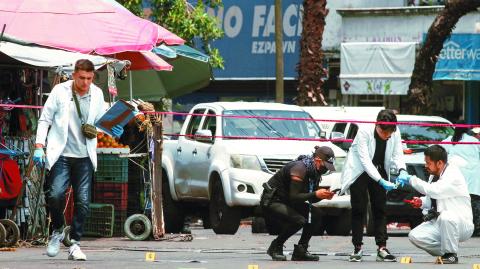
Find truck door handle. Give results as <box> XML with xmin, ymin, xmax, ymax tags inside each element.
<box><xmin>192</xmin><ymin>149</ymin><xmax>197</xmax><ymax>155</ymax></box>
<box><xmin>177</xmin><ymin>147</ymin><xmax>182</xmax><ymax>153</ymax></box>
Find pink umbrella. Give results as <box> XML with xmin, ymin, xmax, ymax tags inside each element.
<box><xmin>0</xmin><ymin>0</ymin><xmax>183</xmax><ymax>70</ymax></box>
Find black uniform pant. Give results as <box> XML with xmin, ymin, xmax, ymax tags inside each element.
<box><xmin>350</xmin><ymin>172</ymin><xmax>388</xmax><ymax>247</ymax></box>
<box><xmin>263</xmin><ymin>201</ymin><xmax>313</xmax><ymax>246</ymax></box>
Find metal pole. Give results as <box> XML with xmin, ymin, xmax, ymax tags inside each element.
<box><xmin>275</xmin><ymin>0</ymin><xmax>284</xmax><ymax>103</ymax></box>
<box><xmin>129</xmin><ymin>70</ymin><xmax>133</xmax><ymax>101</ymax></box>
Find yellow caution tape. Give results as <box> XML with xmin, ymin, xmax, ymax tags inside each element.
<box><xmin>473</xmin><ymin>264</ymin><xmax>480</xmax><ymax>269</ymax></box>
<box><xmin>248</xmin><ymin>265</ymin><xmax>259</xmax><ymax>269</ymax></box>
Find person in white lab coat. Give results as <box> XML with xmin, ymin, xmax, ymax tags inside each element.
<box><xmin>442</xmin><ymin>122</ymin><xmax>480</xmax><ymax>237</ymax></box>
<box><xmin>33</xmin><ymin>59</ymin><xmax>124</xmax><ymax>261</ymax></box>
<box><xmin>397</xmin><ymin>145</ymin><xmax>474</xmax><ymax>264</ymax></box>
<box><xmin>340</xmin><ymin>109</ymin><xmax>406</xmax><ymax>262</ymax></box>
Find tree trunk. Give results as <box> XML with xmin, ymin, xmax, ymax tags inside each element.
<box><xmin>408</xmin><ymin>0</ymin><xmax>480</xmax><ymax>114</ymax></box>
<box><xmin>296</xmin><ymin>0</ymin><xmax>328</xmax><ymax>106</ymax></box>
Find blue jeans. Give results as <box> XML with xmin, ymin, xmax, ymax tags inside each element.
<box><xmin>46</xmin><ymin>156</ymin><xmax>93</xmax><ymax>241</ymax></box>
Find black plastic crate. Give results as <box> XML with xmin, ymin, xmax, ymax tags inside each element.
<box><xmin>95</xmin><ymin>154</ymin><xmax>128</xmax><ymax>183</ymax></box>
<box><xmin>83</xmin><ymin>203</ymin><xmax>115</xmax><ymax>237</ymax></box>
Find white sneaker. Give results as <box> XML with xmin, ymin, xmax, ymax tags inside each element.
<box><xmin>68</xmin><ymin>242</ymin><xmax>87</xmax><ymax>261</ymax></box>
<box><xmin>46</xmin><ymin>230</ymin><xmax>65</xmax><ymax>257</ymax></box>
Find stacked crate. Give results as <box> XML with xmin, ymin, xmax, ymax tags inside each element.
<box><xmin>83</xmin><ymin>203</ymin><xmax>115</xmax><ymax>237</ymax></box>
<box><xmin>93</xmin><ymin>154</ymin><xmax>128</xmax><ymax>236</ymax></box>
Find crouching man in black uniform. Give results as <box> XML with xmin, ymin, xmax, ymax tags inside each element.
<box><xmin>261</xmin><ymin>146</ymin><xmax>336</xmax><ymax>261</ymax></box>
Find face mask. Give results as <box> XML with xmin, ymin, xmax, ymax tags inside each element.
<box><xmin>318</xmin><ymin>166</ymin><xmax>328</xmax><ymax>175</ymax></box>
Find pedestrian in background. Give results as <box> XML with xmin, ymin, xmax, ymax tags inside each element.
<box><xmin>340</xmin><ymin>109</ymin><xmax>406</xmax><ymax>262</ymax></box>
<box><xmin>397</xmin><ymin>145</ymin><xmax>474</xmax><ymax>264</ymax></box>
<box><xmin>33</xmin><ymin>59</ymin><xmax>124</xmax><ymax>261</ymax></box>
<box><xmin>442</xmin><ymin>121</ymin><xmax>480</xmax><ymax>237</ymax></box>
<box><xmin>261</xmin><ymin>146</ymin><xmax>336</xmax><ymax>261</ymax></box>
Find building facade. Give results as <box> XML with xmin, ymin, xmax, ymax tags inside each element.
<box><xmin>170</xmin><ymin>0</ymin><xmax>479</xmax><ymax>124</ymax></box>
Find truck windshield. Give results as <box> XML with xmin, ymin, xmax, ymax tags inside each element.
<box><xmin>398</xmin><ymin>122</ymin><xmax>454</xmax><ymax>149</ymax></box>
<box><xmin>222</xmin><ymin>110</ymin><xmax>321</xmax><ymax>139</ymax></box>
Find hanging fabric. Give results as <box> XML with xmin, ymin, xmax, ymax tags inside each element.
<box><xmin>0</xmin><ymin>155</ymin><xmax>22</xmax><ymax>200</ymax></box>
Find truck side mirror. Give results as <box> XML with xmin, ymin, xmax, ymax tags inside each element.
<box><xmin>194</xmin><ymin>129</ymin><xmax>213</xmax><ymax>143</ymax></box>
<box><xmin>320</xmin><ymin>130</ymin><xmax>326</xmax><ymax>138</ymax></box>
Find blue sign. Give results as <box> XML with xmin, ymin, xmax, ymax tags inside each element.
<box><xmin>206</xmin><ymin>1</ymin><xmax>303</xmax><ymax>79</ymax></box>
<box><xmin>434</xmin><ymin>34</ymin><xmax>480</xmax><ymax>81</ymax></box>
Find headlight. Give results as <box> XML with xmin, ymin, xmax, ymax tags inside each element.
<box><xmin>334</xmin><ymin>156</ymin><xmax>346</xmax><ymax>172</ymax></box>
<box><xmin>230</xmin><ymin>155</ymin><xmax>262</xmax><ymax>171</ymax></box>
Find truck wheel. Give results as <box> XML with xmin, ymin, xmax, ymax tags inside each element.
<box><xmin>325</xmin><ymin>210</ymin><xmax>351</xmax><ymax>236</ymax></box>
<box><xmin>124</xmin><ymin>214</ymin><xmax>152</xmax><ymax>241</ymax></box>
<box><xmin>209</xmin><ymin>180</ymin><xmax>241</xmax><ymax>234</ymax></box>
<box><xmin>201</xmin><ymin>211</ymin><xmax>212</xmax><ymax>229</ymax></box>
<box><xmin>265</xmin><ymin>217</ymin><xmax>282</xmax><ymax>235</ymax></box>
<box><xmin>251</xmin><ymin>217</ymin><xmax>267</xmax><ymax>233</ymax></box>
<box><xmin>409</xmin><ymin>217</ymin><xmax>423</xmax><ymax>230</ymax></box>
<box><xmin>162</xmin><ymin>174</ymin><xmax>185</xmax><ymax>233</ymax></box>
<box><xmin>311</xmin><ymin>208</ymin><xmax>326</xmax><ymax>236</ymax></box>
<box><xmin>0</xmin><ymin>219</ymin><xmax>20</xmax><ymax>247</ymax></box>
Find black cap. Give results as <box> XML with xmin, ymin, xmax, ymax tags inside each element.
<box><xmin>314</xmin><ymin>146</ymin><xmax>336</xmax><ymax>171</ymax></box>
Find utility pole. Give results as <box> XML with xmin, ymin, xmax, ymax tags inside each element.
<box><xmin>275</xmin><ymin>0</ymin><xmax>284</xmax><ymax>103</ymax></box>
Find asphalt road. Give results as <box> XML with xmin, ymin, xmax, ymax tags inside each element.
<box><xmin>1</xmin><ymin>225</ymin><xmax>479</xmax><ymax>269</ymax></box>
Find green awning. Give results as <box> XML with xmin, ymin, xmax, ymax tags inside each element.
<box><xmin>116</xmin><ymin>45</ymin><xmax>211</xmax><ymax>101</ymax></box>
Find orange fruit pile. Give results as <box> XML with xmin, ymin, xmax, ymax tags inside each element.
<box><xmin>97</xmin><ymin>132</ymin><xmax>129</xmax><ymax>148</ymax></box>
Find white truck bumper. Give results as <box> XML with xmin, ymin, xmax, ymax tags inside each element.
<box><xmin>221</xmin><ymin>168</ymin><xmax>271</xmax><ymax>207</ymax></box>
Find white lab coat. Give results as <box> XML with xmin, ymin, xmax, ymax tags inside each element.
<box><xmin>442</xmin><ymin>134</ymin><xmax>480</xmax><ymax>196</ymax></box>
<box><xmin>408</xmin><ymin>164</ymin><xmax>474</xmax><ymax>256</ymax></box>
<box><xmin>340</xmin><ymin>125</ymin><xmax>406</xmax><ymax>194</ymax></box>
<box><xmin>35</xmin><ymin>80</ymin><xmax>106</xmax><ymax>170</ymax></box>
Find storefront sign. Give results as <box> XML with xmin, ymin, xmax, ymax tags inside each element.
<box><xmin>434</xmin><ymin>34</ymin><xmax>480</xmax><ymax>81</ymax></box>
<box><xmin>206</xmin><ymin>1</ymin><xmax>303</xmax><ymax>79</ymax></box>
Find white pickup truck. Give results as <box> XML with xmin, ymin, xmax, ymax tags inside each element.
<box><xmin>161</xmin><ymin>102</ymin><xmax>347</xmax><ymax>235</ymax></box>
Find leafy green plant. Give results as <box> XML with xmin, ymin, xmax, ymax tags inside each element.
<box><xmin>119</xmin><ymin>0</ymin><xmax>224</xmax><ymax>69</ymax></box>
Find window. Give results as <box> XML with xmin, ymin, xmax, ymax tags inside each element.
<box><xmin>347</xmin><ymin>124</ymin><xmax>359</xmax><ymax>140</ymax></box>
<box><xmin>185</xmin><ymin>109</ymin><xmax>205</xmax><ymax>140</ymax></box>
<box><xmin>201</xmin><ymin>110</ymin><xmax>217</xmax><ymax>143</ymax></box>
<box><xmin>332</xmin><ymin>123</ymin><xmax>347</xmax><ymax>134</ymax></box>
<box><xmin>222</xmin><ymin>110</ymin><xmax>321</xmax><ymax>139</ymax></box>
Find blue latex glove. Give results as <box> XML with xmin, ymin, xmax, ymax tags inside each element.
<box><xmin>378</xmin><ymin>178</ymin><xmax>397</xmax><ymax>191</ymax></box>
<box><xmin>33</xmin><ymin>148</ymin><xmax>45</xmax><ymax>167</ymax></box>
<box><xmin>396</xmin><ymin>170</ymin><xmax>412</xmax><ymax>187</ymax></box>
<box><xmin>111</xmin><ymin>125</ymin><xmax>124</xmax><ymax>138</ymax></box>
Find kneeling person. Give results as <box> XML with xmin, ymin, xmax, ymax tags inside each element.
<box><xmin>397</xmin><ymin>145</ymin><xmax>474</xmax><ymax>264</ymax></box>
<box><xmin>261</xmin><ymin>146</ymin><xmax>336</xmax><ymax>261</ymax></box>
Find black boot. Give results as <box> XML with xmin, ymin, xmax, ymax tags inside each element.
<box><xmin>291</xmin><ymin>244</ymin><xmax>319</xmax><ymax>261</ymax></box>
<box><xmin>267</xmin><ymin>239</ymin><xmax>286</xmax><ymax>261</ymax></box>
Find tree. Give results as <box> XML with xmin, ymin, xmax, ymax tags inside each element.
<box><xmin>408</xmin><ymin>0</ymin><xmax>480</xmax><ymax>114</ymax></box>
<box><xmin>296</xmin><ymin>0</ymin><xmax>329</xmax><ymax>106</ymax></box>
<box><xmin>120</xmin><ymin>0</ymin><xmax>224</xmax><ymax>69</ymax></box>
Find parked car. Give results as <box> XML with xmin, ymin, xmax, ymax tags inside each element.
<box><xmin>305</xmin><ymin>107</ymin><xmax>454</xmax><ymax>233</ymax></box>
<box><xmin>161</xmin><ymin>102</ymin><xmax>348</xmax><ymax>235</ymax></box>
